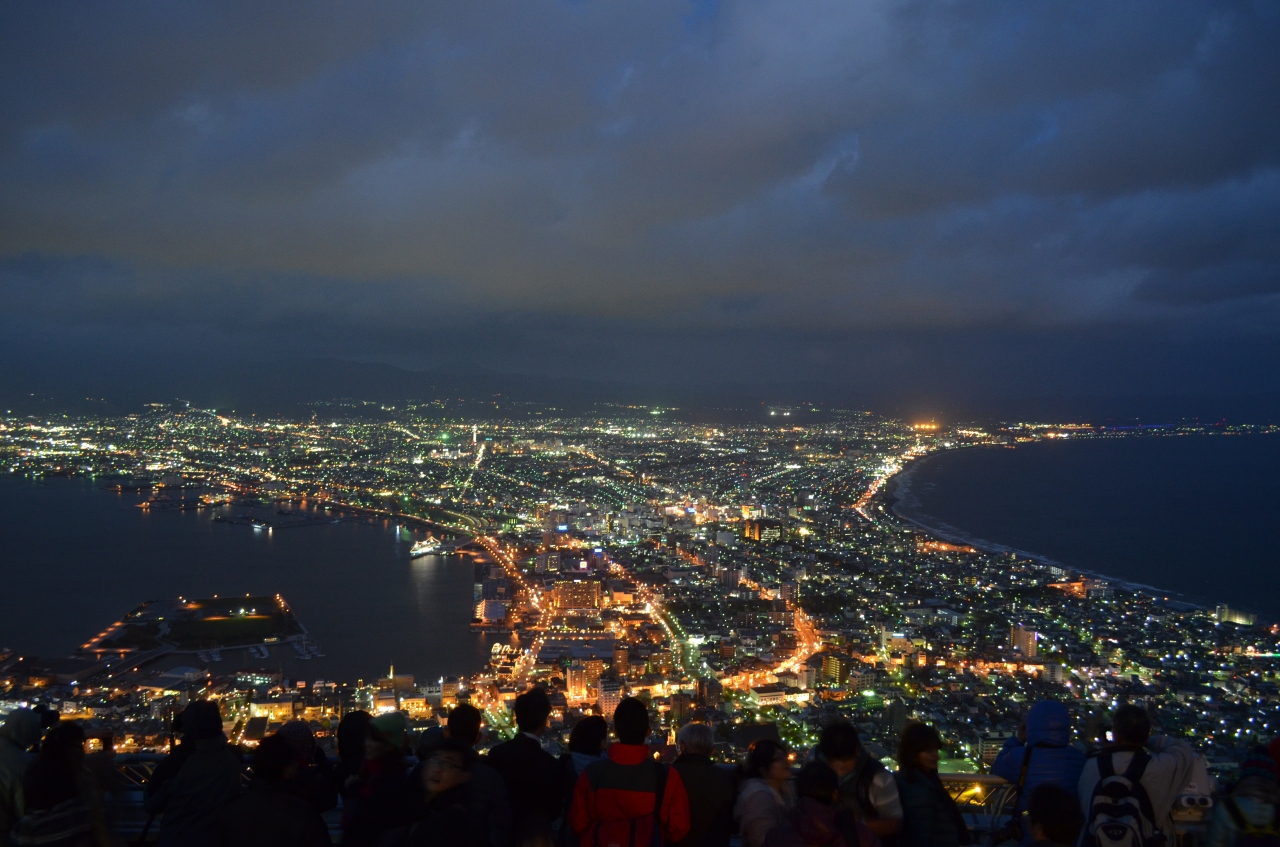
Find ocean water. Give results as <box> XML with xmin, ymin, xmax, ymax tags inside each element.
<box><xmin>0</xmin><ymin>475</ymin><xmax>495</xmax><ymax>683</ymax></box>
<box><xmin>890</xmin><ymin>434</ymin><xmax>1280</xmax><ymax>617</ymax></box>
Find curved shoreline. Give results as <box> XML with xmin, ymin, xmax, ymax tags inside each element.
<box><xmin>0</xmin><ymin>475</ymin><xmax>491</xmax><ymax>681</ymax></box>
<box><xmin>884</xmin><ymin>445</ymin><xmax>1205</xmax><ymax>606</ymax></box>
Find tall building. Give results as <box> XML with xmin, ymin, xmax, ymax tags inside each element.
<box><xmin>442</xmin><ymin>677</ymin><xmax>461</xmax><ymax>707</ymax></box>
<box><xmin>612</xmin><ymin>645</ymin><xmax>629</xmax><ymax>677</ymax></box>
<box><xmin>696</xmin><ymin>677</ymin><xmax>723</xmax><ymax>709</ymax></box>
<box><xmin>649</xmin><ymin>650</ymin><xmax>673</xmax><ymax>676</ymax></box>
<box><xmin>670</xmin><ymin>691</ymin><xmax>694</xmax><ymax>723</ymax></box>
<box><xmin>598</xmin><ymin>676</ymin><xmax>624</xmax><ymax>720</ymax></box>
<box><xmin>979</xmin><ymin>731</ymin><xmax>1014</xmax><ymax>764</ymax></box>
<box><xmin>554</xmin><ymin>579</ymin><xmax>602</xmax><ymax>610</ymax></box>
<box><xmin>847</xmin><ymin>667</ymin><xmax>875</xmax><ymax>691</ymax></box>
<box><xmin>797</xmin><ymin>667</ymin><xmax>818</xmax><ymax>689</ymax></box>
<box><xmin>1216</xmin><ymin>605</ymin><xmax>1257</xmax><ymax>626</ymax></box>
<box><xmin>1011</xmin><ymin>624</ymin><xmax>1038</xmax><ymax>658</ymax></box>
<box><xmin>886</xmin><ymin>698</ymin><xmax>913</xmax><ymax>741</ymax></box>
<box><xmin>822</xmin><ymin>653</ymin><xmax>852</xmax><ymax>685</ymax></box>
<box><xmin>567</xmin><ymin>662</ymin><xmax>587</xmax><ymax>701</ymax></box>
<box><xmin>716</xmin><ymin>566</ymin><xmax>743</xmax><ymax>589</ymax></box>
<box><xmin>743</xmin><ymin>519</ymin><xmax>783</xmax><ymax>543</ymax></box>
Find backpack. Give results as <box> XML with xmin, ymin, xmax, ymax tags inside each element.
<box><xmin>847</xmin><ymin>755</ymin><xmax>897</xmax><ymax>847</ymax></box>
<box><xmin>1224</xmin><ymin>797</ymin><xmax>1280</xmax><ymax>847</ymax></box>
<box><xmin>1083</xmin><ymin>750</ymin><xmax>1166</xmax><ymax>847</ymax></box>
<box><xmin>582</xmin><ymin>758</ymin><xmax>669</xmax><ymax>847</ymax></box>
<box><xmin>849</xmin><ymin>754</ymin><xmax>887</xmax><ymax>821</ymax></box>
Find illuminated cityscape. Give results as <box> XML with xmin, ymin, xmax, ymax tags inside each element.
<box><xmin>3</xmin><ymin>2</ymin><xmax>1279</xmax><ymax>843</ymax></box>
<box><xmin>3</xmin><ymin>403</ymin><xmax>1276</xmax><ymax>782</ymax></box>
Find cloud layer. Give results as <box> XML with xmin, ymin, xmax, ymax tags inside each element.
<box><xmin>2</xmin><ymin>0</ymin><xmax>1278</xmax><ymax>402</ymax></box>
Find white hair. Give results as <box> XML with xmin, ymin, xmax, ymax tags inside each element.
<box><xmin>677</xmin><ymin>722</ymin><xmax>715</xmax><ymax>755</ymax></box>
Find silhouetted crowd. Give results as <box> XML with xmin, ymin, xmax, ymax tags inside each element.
<box><xmin>3</xmin><ymin>691</ymin><xmax>1279</xmax><ymax>847</ymax></box>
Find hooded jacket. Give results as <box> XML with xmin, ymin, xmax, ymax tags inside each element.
<box><xmin>991</xmin><ymin>701</ymin><xmax>1085</xmax><ymax>845</ymax></box>
<box><xmin>0</xmin><ymin>710</ymin><xmax>43</xmax><ymax>847</ymax></box>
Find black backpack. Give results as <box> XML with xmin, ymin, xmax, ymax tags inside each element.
<box><xmin>1083</xmin><ymin>750</ymin><xmax>1166</xmax><ymax>847</ymax></box>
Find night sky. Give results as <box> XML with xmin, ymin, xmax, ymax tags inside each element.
<box><xmin>3</xmin><ymin>2</ymin><xmax>1278</xmax><ymax>416</ymax></box>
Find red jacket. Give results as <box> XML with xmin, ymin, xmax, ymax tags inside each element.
<box><xmin>569</xmin><ymin>743</ymin><xmax>691</xmax><ymax>847</ymax></box>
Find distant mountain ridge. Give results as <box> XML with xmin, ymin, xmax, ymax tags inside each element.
<box><xmin>2</xmin><ymin>352</ymin><xmax>1278</xmax><ymax>424</ymax></box>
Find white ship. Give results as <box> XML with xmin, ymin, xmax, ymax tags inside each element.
<box><xmin>410</xmin><ymin>537</ymin><xmax>442</xmax><ymax>557</ymax></box>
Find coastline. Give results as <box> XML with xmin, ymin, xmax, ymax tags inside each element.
<box><xmin>0</xmin><ymin>474</ymin><xmax>492</xmax><ymax>681</ymax></box>
<box><xmin>883</xmin><ymin>445</ymin><xmax>1206</xmax><ymax>608</ymax></box>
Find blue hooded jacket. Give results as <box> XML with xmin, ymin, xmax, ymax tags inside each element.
<box><xmin>991</xmin><ymin>701</ymin><xmax>1086</xmax><ymax>845</ymax></box>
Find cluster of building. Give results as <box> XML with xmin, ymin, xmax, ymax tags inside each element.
<box><xmin>2</xmin><ymin>404</ymin><xmax>1277</xmax><ymax>777</ymax></box>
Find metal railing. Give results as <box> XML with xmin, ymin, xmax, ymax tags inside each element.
<box><xmin>939</xmin><ymin>773</ymin><xmax>1019</xmax><ymax>841</ymax></box>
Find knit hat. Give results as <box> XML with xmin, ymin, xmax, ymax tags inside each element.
<box><xmin>1240</xmin><ymin>750</ymin><xmax>1280</xmax><ymax>785</ymax></box>
<box><xmin>277</xmin><ymin>719</ymin><xmax>315</xmax><ymax>760</ymax></box>
<box><xmin>368</xmin><ymin>712</ymin><xmax>409</xmax><ymax>749</ymax></box>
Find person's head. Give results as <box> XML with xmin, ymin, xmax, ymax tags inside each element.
<box><xmin>422</xmin><ymin>737</ymin><xmax>473</xmax><ymax>798</ymax></box>
<box><xmin>796</xmin><ymin>761</ymin><xmax>840</xmax><ymax>805</ymax></box>
<box><xmin>1023</xmin><ymin>700</ymin><xmax>1071</xmax><ymax>747</ymax></box>
<box><xmin>1026</xmin><ymin>783</ymin><xmax>1084</xmax><ymax>845</ymax></box>
<box><xmin>613</xmin><ymin>698</ymin><xmax>650</xmax><ymax>745</ymax></box>
<box><xmin>745</xmin><ymin>739</ymin><xmax>791</xmax><ymax>786</ymax></box>
<box><xmin>366</xmin><ymin>711</ymin><xmax>409</xmax><ymax>759</ymax></box>
<box><xmin>337</xmin><ymin>710</ymin><xmax>372</xmax><ymax>765</ymax></box>
<box><xmin>818</xmin><ymin>721</ymin><xmax>861</xmax><ymax>777</ymax></box>
<box><xmin>897</xmin><ymin>723</ymin><xmax>941</xmax><ymax>774</ymax></box>
<box><xmin>513</xmin><ymin>687</ymin><xmax>552</xmax><ymax>736</ymax></box>
<box><xmin>676</xmin><ymin>722</ymin><xmax>715</xmax><ymax>757</ymax></box>
<box><xmin>0</xmin><ymin>708</ymin><xmax>42</xmax><ymax>751</ymax></box>
<box><xmin>276</xmin><ymin>719</ymin><xmax>316</xmax><ymax>764</ymax></box>
<box><xmin>23</xmin><ymin>722</ymin><xmax>86</xmax><ymax>812</ymax></box>
<box><xmin>176</xmin><ymin>699</ymin><xmax>223</xmax><ymax>741</ymax></box>
<box><xmin>1233</xmin><ymin>748</ymin><xmax>1280</xmax><ymax>804</ymax></box>
<box><xmin>253</xmin><ymin>733</ymin><xmax>299</xmax><ymax>783</ymax></box>
<box><xmin>570</xmin><ymin>715</ymin><xmax>609</xmax><ymax>755</ymax></box>
<box><xmin>40</xmin><ymin>721</ymin><xmax>86</xmax><ymax>769</ymax></box>
<box><xmin>1111</xmin><ymin>704</ymin><xmax>1151</xmax><ymax>747</ymax></box>
<box><xmin>446</xmin><ymin>704</ymin><xmax>483</xmax><ymax>748</ymax></box>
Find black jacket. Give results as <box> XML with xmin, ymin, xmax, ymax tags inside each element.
<box><xmin>217</xmin><ymin>779</ymin><xmax>330</xmax><ymax>847</ymax></box>
<box><xmin>406</xmin><ymin>758</ymin><xmax>512</xmax><ymax>847</ymax></box>
<box><xmin>672</xmin><ymin>753</ymin><xmax>735</xmax><ymax>847</ymax></box>
<box><xmin>401</xmin><ymin>784</ymin><xmax>489</xmax><ymax>847</ymax></box>
<box><xmin>485</xmin><ymin>735</ymin><xmax>562</xmax><ymax>845</ymax></box>
<box><xmin>342</xmin><ymin>754</ymin><xmax>415</xmax><ymax>847</ymax></box>
<box><xmin>145</xmin><ymin>737</ymin><xmax>243</xmax><ymax>847</ymax></box>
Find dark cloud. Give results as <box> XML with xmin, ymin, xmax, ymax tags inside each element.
<box><xmin>1</xmin><ymin>0</ymin><xmax>1278</xmax><ymax>406</ymax></box>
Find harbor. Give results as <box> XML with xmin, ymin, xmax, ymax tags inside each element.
<box><xmin>0</xmin><ymin>475</ymin><xmax>494</xmax><ymax>684</ymax></box>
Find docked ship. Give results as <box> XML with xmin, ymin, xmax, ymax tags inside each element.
<box><xmin>410</xmin><ymin>537</ymin><xmax>442</xmax><ymax>557</ymax></box>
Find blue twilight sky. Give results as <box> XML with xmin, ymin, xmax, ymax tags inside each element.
<box><xmin>2</xmin><ymin>1</ymin><xmax>1278</xmax><ymax>413</ymax></box>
